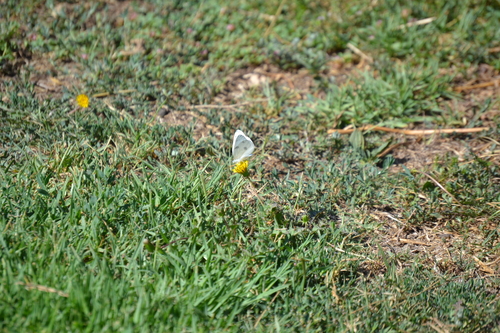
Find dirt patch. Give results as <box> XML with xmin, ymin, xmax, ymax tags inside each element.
<box><xmin>260</xmin><ymin>127</ymin><xmax>499</xmax><ymax>181</ymax></box>
<box><xmin>0</xmin><ymin>0</ymin><xmax>148</xmax><ymax>102</ymax></box>
<box><xmin>447</xmin><ymin>63</ymin><xmax>500</xmax><ymax>129</ymax></box>
<box><xmin>370</xmin><ymin>211</ymin><xmax>500</xmax><ymax>278</ymax></box>
<box><xmin>213</xmin><ymin>63</ymin><xmax>317</xmax><ymax>104</ymax></box>
<box><xmin>157</xmin><ymin>107</ymin><xmax>222</xmax><ymax>141</ymax></box>
<box><xmin>29</xmin><ymin>55</ymin><xmax>85</xmax><ymax>101</ymax></box>
<box><xmin>0</xmin><ymin>54</ymin><xmax>84</xmax><ymax>102</ymax></box>
<box><xmin>214</xmin><ymin>59</ymin><xmax>365</xmax><ymax>105</ymax></box>
<box><xmin>387</xmin><ymin>134</ymin><xmax>500</xmax><ymax>173</ymax></box>
<box><xmin>47</xmin><ymin>0</ymin><xmax>148</xmax><ymax>30</ymax></box>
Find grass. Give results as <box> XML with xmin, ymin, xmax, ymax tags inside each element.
<box><xmin>1</xmin><ymin>0</ymin><xmax>500</xmax><ymax>332</ymax></box>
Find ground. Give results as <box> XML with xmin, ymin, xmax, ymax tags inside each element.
<box><xmin>1</xmin><ymin>0</ymin><xmax>499</xmax><ymax>331</ymax></box>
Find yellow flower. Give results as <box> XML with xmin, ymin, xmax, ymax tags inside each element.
<box><xmin>232</xmin><ymin>160</ymin><xmax>249</xmax><ymax>176</ymax></box>
<box><xmin>76</xmin><ymin>94</ymin><xmax>89</xmax><ymax>108</ymax></box>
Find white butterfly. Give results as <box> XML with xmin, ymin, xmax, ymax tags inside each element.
<box><xmin>232</xmin><ymin>130</ymin><xmax>255</xmax><ymax>163</ymax></box>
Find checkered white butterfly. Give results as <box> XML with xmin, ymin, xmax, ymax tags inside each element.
<box><xmin>232</xmin><ymin>130</ymin><xmax>255</xmax><ymax>163</ymax></box>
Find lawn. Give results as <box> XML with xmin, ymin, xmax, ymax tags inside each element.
<box><xmin>1</xmin><ymin>0</ymin><xmax>500</xmax><ymax>331</ymax></box>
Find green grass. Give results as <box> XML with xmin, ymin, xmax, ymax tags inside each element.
<box><xmin>1</xmin><ymin>0</ymin><xmax>500</xmax><ymax>332</ymax></box>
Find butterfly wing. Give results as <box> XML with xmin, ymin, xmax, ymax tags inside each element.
<box><xmin>232</xmin><ymin>130</ymin><xmax>255</xmax><ymax>163</ymax></box>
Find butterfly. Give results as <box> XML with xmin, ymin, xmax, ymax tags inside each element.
<box><xmin>232</xmin><ymin>130</ymin><xmax>255</xmax><ymax>163</ymax></box>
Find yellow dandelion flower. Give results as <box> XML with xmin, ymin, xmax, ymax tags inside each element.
<box><xmin>232</xmin><ymin>160</ymin><xmax>249</xmax><ymax>176</ymax></box>
<box><xmin>76</xmin><ymin>94</ymin><xmax>89</xmax><ymax>108</ymax></box>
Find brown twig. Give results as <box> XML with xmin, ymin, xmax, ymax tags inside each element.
<box><xmin>35</xmin><ymin>81</ymin><xmax>57</xmax><ymax>91</ymax></box>
<box><xmin>397</xmin><ymin>17</ymin><xmax>436</xmax><ymax>29</ymax></box>
<box><xmin>346</xmin><ymin>42</ymin><xmax>373</xmax><ymax>63</ymax></box>
<box><xmin>454</xmin><ymin>80</ymin><xmax>500</xmax><ymax>92</ymax></box>
<box><xmin>182</xmin><ymin>99</ymin><xmax>268</xmax><ymax>110</ymax></box>
<box><xmin>253</xmin><ymin>282</ymin><xmax>286</xmax><ymax>328</ymax></box>
<box><xmin>16</xmin><ymin>282</ymin><xmax>69</xmax><ymax>297</ymax></box>
<box><xmin>328</xmin><ymin>125</ymin><xmax>489</xmax><ymax>135</ymax></box>
<box><xmin>91</xmin><ymin>90</ymin><xmax>136</xmax><ymax>98</ymax></box>
<box><xmin>397</xmin><ymin>238</ymin><xmax>432</xmax><ymax>246</ymax></box>
<box><xmin>161</xmin><ymin>237</ymin><xmax>189</xmax><ymax>249</ymax></box>
<box><xmin>377</xmin><ymin>142</ymin><xmax>406</xmax><ymax>158</ymax></box>
<box><xmin>414</xmin><ymin>170</ymin><xmax>460</xmax><ymax>204</ymax></box>
<box><xmin>472</xmin><ymin>256</ymin><xmax>496</xmax><ymax>275</ymax></box>
<box><xmin>264</xmin><ymin>0</ymin><xmax>286</xmax><ymax>38</ymax></box>
<box><xmin>328</xmin><ymin>243</ymin><xmax>373</xmax><ymax>260</ymax></box>
<box><xmin>67</xmin><ymin>108</ymin><xmax>81</xmax><ymax>115</ymax></box>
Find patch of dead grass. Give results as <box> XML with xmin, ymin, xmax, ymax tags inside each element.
<box><xmin>372</xmin><ymin>213</ymin><xmax>500</xmax><ymax>278</ymax></box>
